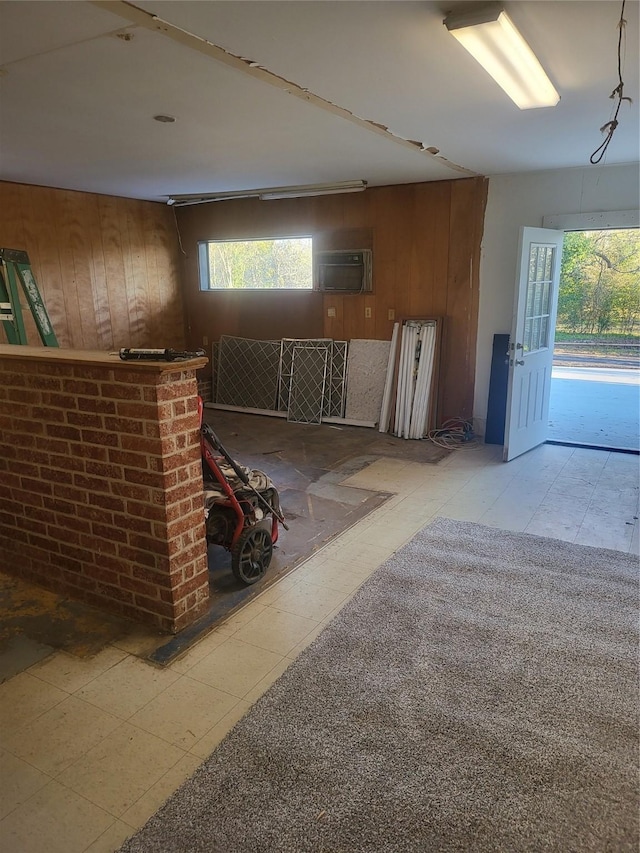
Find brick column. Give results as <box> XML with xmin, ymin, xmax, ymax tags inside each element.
<box><xmin>0</xmin><ymin>346</ymin><xmax>210</xmax><ymax>632</ymax></box>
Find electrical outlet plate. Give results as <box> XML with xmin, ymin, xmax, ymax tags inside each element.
<box><xmin>327</xmin><ymin>307</ymin><xmax>336</xmax><ymax>318</ymax></box>
<box><xmin>365</xmin><ymin>307</ymin><xmax>372</xmax><ymax>318</ymax></box>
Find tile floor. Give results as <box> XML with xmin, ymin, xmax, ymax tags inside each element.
<box><xmin>1</xmin><ymin>442</ymin><xmax>638</xmax><ymax>852</ymax></box>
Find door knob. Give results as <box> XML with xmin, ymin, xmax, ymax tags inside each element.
<box><xmin>515</xmin><ymin>359</ymin><xmax>524</xmax><ymax>366</ymax></box>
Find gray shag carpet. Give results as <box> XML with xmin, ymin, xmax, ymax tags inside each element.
<box><xmin>120</xmin><ymin>518</ymin><xmax>639</xmax><ymax>853</ymax></box>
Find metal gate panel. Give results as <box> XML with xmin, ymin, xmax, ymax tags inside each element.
<box><xmin>326</xmin><ymin>340</ymin><xmax>348</xmax><ymax>418</ymax></box>
<box><xmin>287</xmin><ymin>345</ymin><xmax>329</xmax><ymax>424</ymax></box>
<box><xmin>278</xmin><ymin>339</ymin><xmax>332</xmax><ymax>412</ymax></box>
<box><xmin>216</xmin><ymin>336</ymin><xmax>281</xmax><ymax>410</ymax></box>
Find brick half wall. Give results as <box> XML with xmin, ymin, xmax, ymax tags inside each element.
<box><xmin>0</xmin><ymin>346</ymin><xmax>210</xmax><ymax>633</ymax></box>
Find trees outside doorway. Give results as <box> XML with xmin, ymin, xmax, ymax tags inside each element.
<box><xmin>557</xmin><ymin>228</ymin><xmax>639</xmax><ymax>342</ymax></box>
<box><xmin>549</xmin><ymin>228</ymin><xmax>639</xmax><ymax>451</ymax></box>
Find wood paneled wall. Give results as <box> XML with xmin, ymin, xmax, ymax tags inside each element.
<box><xmin>0</xmin><ymin>181</ymin><xmax>186</xmax><ymax>351</ymax></box>
<box><xmin>177</xmin><ymin>178</ymin><xmax>488</xmax><ymax>421</ymax></box>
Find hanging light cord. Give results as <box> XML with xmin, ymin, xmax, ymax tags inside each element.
<box><xmin>590</xmin><ymin>0</ymin><xmax>631</xmax><ymax>164</ymax></box>
<box><xmin>172</xmin><ymin>207</ymin><xmax>187</xmax><ymax>256</ymax></box>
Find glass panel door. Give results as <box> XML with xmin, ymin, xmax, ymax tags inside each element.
<box><xmin>522</xmin><ymin>244</ymin><xmax>555</xmax><ymax>353</ymax></box>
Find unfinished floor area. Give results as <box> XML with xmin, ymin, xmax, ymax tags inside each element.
<box><xmin>0</xmin><ymin>413</ymin><xmax>447</xmax><ymax>676</ymax></box>
<box><xmin>0</xmin><ymin>440</ymin><xmax>638</xmax><ymax>852</ymax></box>
<box><xmin>197</xmin><ymin>409</ymin><xmax>447</xmax><ymax>642</ymax></box>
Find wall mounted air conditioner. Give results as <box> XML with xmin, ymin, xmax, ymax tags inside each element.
<box><xmin>315</xmin><ymin>249</ymin><xmax>372</xmax><ymax>293</ymax></box>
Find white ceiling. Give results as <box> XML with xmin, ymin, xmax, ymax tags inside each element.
<box><xmin>0</xmin><ymin>0</ymin><xmax>638</xmax><ymax>202</ymax></box>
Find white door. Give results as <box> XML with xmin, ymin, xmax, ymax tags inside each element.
<box><xmin>504</xmin><ymin>226</ymin><xmax>564</xmax><ymax>462</ymax></box>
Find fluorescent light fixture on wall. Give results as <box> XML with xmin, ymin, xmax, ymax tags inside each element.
<box><xmin>444</xmin><ymin>3</ymin><xmax>559</xmax><ymax>109</ymax></box>
<box><xmin>167</xmin><ymin>181</ymin><xmax>367</xmax><ymax>207</ymax></box>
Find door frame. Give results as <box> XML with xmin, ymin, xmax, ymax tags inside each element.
<box><xmin>541</xmin><ymin>208</ymin><xmax>640</xmax><ymax>453</ymax></box>
<box><xmin>543</xmin><ymin>210</ymin><xmax>639</xmax><ymax>231</ymax></box>
<box><xmin>499</xmin><ymin>209</ymin><xmax>640</xmax><ymax>461</ymax></box>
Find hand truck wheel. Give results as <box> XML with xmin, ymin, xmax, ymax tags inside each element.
<box><xmin>231</xmin><ymin>526</ymin><xmax>273</xmax><ymax>585</ymax></box>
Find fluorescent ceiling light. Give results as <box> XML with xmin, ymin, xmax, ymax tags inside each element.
<box><xmin>444</xmin><ymin>4</ymin><xmax>559</xmax><ymax>109</ymax></box>
<box><xmin>260</xmin><ymin>183</ymin><xmax>366</xmax><ymax>200</ymax></box>
<box><xmin>168</xmin><ymin>181</ymin><xmax>367</xmax><ymax>206</ymax></box>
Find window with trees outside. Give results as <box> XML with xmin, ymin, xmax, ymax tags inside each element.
<box><xmin>198</xmin><ymin>237</ymin><xmax>313</xmax><ymax>290</ymax></box>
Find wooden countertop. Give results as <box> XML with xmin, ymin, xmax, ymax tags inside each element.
<box><xmin>0</xmin><ymin>345</ymin><xmax>208</xmax><ymax>372</ymax></box>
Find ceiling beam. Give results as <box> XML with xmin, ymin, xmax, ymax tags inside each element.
<box><xmin>91</xmin><ymin>0</ymin><xmax>477</xmax><ymax>178</ymax></box>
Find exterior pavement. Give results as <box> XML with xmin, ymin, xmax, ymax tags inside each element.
<box><xmin>549</xmin><ymin>366</ymin><xmax>640</xmax><ymax>450</ymax></box>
